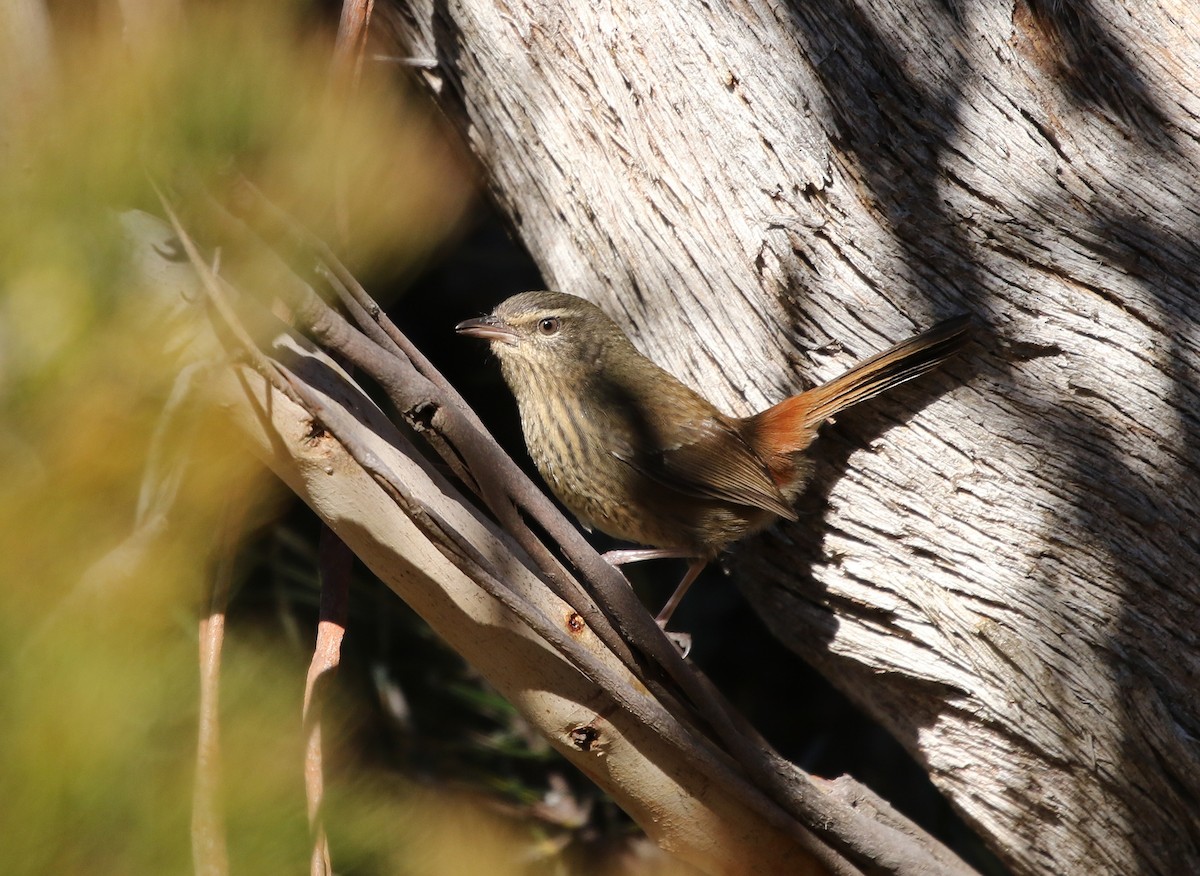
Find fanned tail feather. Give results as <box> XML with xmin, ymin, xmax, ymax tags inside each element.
<box><xmin>749</xmin><ymin>314</ymin><xmax>971</xmax><ymax>455</ymax></box>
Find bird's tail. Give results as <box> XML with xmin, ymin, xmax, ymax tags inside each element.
<box><xmin>747</xmin><ymin>314</ymin><xmax>971</xmax><ymax>457</ymax></box>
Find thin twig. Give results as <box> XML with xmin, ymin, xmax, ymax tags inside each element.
<box><xmin>192</xmin><ymin>503</ymin><xmax>240</xmax><ymax>876</ymax></box>
<box><xmin>302</xmin><ymin>527</ymin><xmax>353</xmax><ymax>876</ymax></box>
<box><xmin>155</xmin><ymin>189</ymin><xmax>304</xmax><ymax>409</ymax></box>
<box><xmin>332</xmin><ymin>0</ymin><xmax>374</xmax><ymax>92</ymax></box>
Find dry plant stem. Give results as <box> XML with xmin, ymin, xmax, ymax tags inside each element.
<box><xmin>192</xmin><ymin>508</ymin><xmax>236</xmax><ymax>876</ymax></box>
<box><xmin>317</xmin><ymin>266</ymin><xmax>481</xmax><ymax>491</ymax></box>
<box><xmin>156</xmin><ymin>194</ymin><xmax>304</xmax><ymax>409</ymax></box>
<box><xmin>333</xmin><ymin>0</ymin><xmax>374</xmax><ymax>84</ymax></box>
<box><xmin>302</xmin><ymin>527</ymin><xmax>353</xmax><ymax>876</ymax></box>
<box><xmin>136</xmin><ymin>362</ymin><xmax>206</xmax><ymax>526</ymax></box>
<box><xmin>823</xmin><ymin>775</ymin><xmax>977</xmax><ymax>875</ymax></box>
<box><xmin>328</xmin><ymin>0</ymin><xmax>374</xmax><ymax>246</ymax></box>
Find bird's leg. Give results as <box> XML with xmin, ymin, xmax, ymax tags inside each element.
<box><xmin>654</xmin><ymin>558</ymin><xmax>707</xmax><ymax>627</ymax></box>
<box><xmin>601</xmin><ymin>547</ymin><xmax>698</xmax><ymax>565</ymax></box>
<box><xmin>599</xmin><ymin>549</ymin><xmax>706</xmax><ymax>639</ymax></box>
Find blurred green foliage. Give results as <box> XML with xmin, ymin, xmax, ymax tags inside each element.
<box><xmin>0</xmin><ymin>4</ymin><xmax>629</xmax><ymax>874</ymax></box>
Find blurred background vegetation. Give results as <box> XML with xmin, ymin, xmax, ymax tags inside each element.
<box><xmin>0</xmin><ymin>2</ymin><xmax>999</xmax><ymax>874</ymax></box>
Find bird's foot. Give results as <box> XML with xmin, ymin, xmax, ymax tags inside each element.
<box><xmin>659</xmin><ymin>625</ymin><xmax>692</xmax><ymax>658</ymax></box>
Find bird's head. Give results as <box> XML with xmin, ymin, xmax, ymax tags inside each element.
<box><xmin>456</xmin><ymin>291</ymin><xmax>634</xmax><ymax>378</ymax></box>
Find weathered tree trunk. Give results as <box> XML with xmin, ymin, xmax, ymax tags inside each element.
<box><xmin>388</xmin><ymin>0</ymin><xmax>1200</xmax><ymax>873</ymax></box>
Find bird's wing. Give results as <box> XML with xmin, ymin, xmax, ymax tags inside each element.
<box><xmin>612</xmin><ymin>416</ymin><xmax>798</xmax><ymax>520</ymax></box>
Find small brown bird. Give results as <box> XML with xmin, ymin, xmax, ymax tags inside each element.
<box><xmin>457</xmin><ymin>291</ymin><xmax>968</xmax><ymax>626</ymax></box>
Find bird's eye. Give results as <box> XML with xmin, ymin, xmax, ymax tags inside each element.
<box><xmin>537</xmin><ymin>316</ymin><xmax>561</xmax><ymax>336</ymax></box>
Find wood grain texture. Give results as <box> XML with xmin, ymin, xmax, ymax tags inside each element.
<box><xmin>387</xmin><ymin>0</ymin><xmax>1200</xmax><ymax>872</ymax></box>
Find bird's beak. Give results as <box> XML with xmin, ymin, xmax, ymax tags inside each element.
<box><xmin>455</xmin><ymin>314</ymin><xmax>519</xmax><ymax>346</ymax></box>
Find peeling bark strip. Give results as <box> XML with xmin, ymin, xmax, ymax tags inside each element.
<box><xmin>387</xmin><ymin>0</ymin><xmax>1200</xmax><ymax>873</ymax></box>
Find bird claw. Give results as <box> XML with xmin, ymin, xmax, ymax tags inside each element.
<box><xmin>660</xmin><ymin>627</ymin><xmax>692</xmax><ymax>658</ymax></box>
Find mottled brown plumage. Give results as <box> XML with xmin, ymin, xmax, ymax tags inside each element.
<box><xmin>457</xmin><ymin>291</ymin><xmax>968</xmax><ymax>625</ymax></box>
